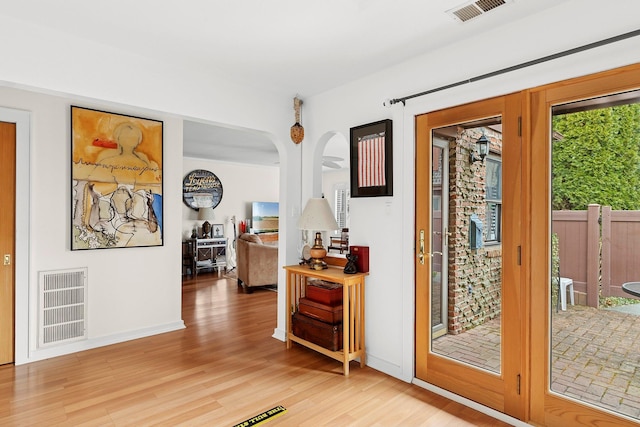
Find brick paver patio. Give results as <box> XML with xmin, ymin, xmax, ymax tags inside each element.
<box><xmin>552</xmin><ymin>305</ymin><xmax>640</xmax><ymax>419</ymax></box>
<box><xmin>432</xmin><ymin>317</ymin><xmax>501</xmax><ymax>374</ymax></box>
<box><xmin>432</xmin><ymin>304</ymin><xmax>640</xmax><ymax>420</ymax></box>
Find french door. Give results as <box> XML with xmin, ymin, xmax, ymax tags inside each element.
<box><xmin>415</xmin><ymin>93</ymin><xmax>525</xmax><ymax>418</ymax></box>
<box><xmin>529</xmin><ymin>64</ymin><xmax>640</xmax><ymax>427</ymax></box>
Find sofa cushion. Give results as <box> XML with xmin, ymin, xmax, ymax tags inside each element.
<box><xmin>236</xmin><ymin>232</ymin><xmax>278</xmax><ymax>291</ymax></box>
<box><xmin>240</xmin><ymin>233</ymin><xmax>263</xmax><ymax>244</ymax></box>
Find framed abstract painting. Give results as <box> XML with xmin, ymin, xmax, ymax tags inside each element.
<box><xmin>71</xmin><ymin>106</ymin><xmax>163</xmax><ymax>250</ymax></box>
<box><xmin>350</xmin><ymin>119</ymin><xmax>393</xmax><ymax>197</ymax></box>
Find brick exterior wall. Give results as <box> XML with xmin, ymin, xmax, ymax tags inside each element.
<box><xmin>447</xmin><ymin>126</ymin><xmax>502</xmax><ymax>335</ymax></box>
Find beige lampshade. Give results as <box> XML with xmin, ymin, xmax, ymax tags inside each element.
<box><xmin>197</xmin><ymin>207</ymin><xmax>215</xmax><ymax>238</ymax></box>
<box><xmin>197</xmin><ymin>207</ymin><xmax>215</xmax><ymax>221</ymax></box>
<box><xmin>297</xmin><ymin>198</ymin><xmax>339</xmax><ymax>231</ymax></box>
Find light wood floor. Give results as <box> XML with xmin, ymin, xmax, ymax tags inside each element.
<box><xmin>0</xmin><ymin>273</ymin><xmax>510</xmax><ymax>426</ymax></box>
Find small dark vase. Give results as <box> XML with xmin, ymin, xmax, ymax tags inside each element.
<box><xmin>344</xmin><ymin>254</ymin><xmax>358</xmax><ymax>274</ymax></box>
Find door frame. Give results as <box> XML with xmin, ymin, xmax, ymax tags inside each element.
<box><xmin>415</xmin><ymin>93</ymin><xmax>526</xmax><ymax>419</ymax></box>
<box><xmin>0</xmin><ymin>107</ymin><xmax>31</xmax><ymax>365</ymax></box>
<box><xmin>0</xmin><ymin>121</ymin><xmax>16</xmax><ymax>364</ymax></box>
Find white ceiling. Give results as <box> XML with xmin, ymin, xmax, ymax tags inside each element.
<box><xmin>1</xmin><ymin>0</ymin><xmax>569</xmax><ymax>167</ymax></box>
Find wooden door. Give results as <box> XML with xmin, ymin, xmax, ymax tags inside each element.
<box><xmin>415</xmin><ymin>93</ymin><xmax>525</xmax><ymax>418</ymax></box>
<box><xmin>0</xmin><ymin>121</ymin><xmax>16</xmax><ymax>365</ymax></box>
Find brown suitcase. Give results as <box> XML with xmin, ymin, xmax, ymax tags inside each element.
<box><xmin>292</xmin><ymin>312</ymin><xmax>343</xmax><ymax>351</ymax></box>
<box><xmin>298</xmin><ymin>297</ymin><xmax>343</xmax><ymax>324</ymax></box>
<box><xmin>305</xmin><ymin>280</ymin><xmax>342</xmax><ymax>306</ymax></box>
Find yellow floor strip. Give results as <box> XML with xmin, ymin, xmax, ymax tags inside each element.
<box><xmin>232</xmin><ymin>406</ymin><xmax>287</xmax><ymax>427</ymax></box>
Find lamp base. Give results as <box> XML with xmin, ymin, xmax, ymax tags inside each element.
<box><xmin>309</xmin><ymin>258</ymin><xmax>327</xmax><ymax>270</ymax></box>
<box><xmin>308</xmin><ymin>232</ymin><xmax>328</xmax><ymax>270</ymax></box>
<box><xmin>202</xmin><ymin>221</ymin><xmax>211</xmax><ymax>238</ymax></box>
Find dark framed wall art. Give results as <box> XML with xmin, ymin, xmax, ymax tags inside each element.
<box><xmin>182</xmin><ymin>169</ymin><xmax>224</xmax><ymax>210</ymax></box>
<box><xmin>350</xmin><ymin>119</ymin><xmax>393</xmax><ymax>197</ymax></box>
<box><xmin>71</xmin><ymin>106</ymin><xmax>164</xmax><ymax>250</ymax></box>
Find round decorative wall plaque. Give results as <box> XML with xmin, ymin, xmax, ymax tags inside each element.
<box><xmin>182</xmin><ymin>169</ymin><xmax>223</xmax><ymax>210</ymax></box>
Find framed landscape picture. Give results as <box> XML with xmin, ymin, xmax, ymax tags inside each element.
<box><xmin>350</xmin><ymin>119</ymin><xmax>393</xmax><ymax>197</ymax></box>
<box><xmin>71</xmin><ymin>106</ymin><xmax>163</xmax><ymax>250</ymax></box>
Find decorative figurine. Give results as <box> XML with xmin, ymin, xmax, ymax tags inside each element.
<box><xmin>344</xmin><ymin>253</ymin><xmax>358</xmax><ymax>274</ymax></box>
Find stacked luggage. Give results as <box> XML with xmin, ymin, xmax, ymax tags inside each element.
<box><xmin>291</xmin><ymin>279</ymin><xmax>344</xmax><ymax>351</ymax></box>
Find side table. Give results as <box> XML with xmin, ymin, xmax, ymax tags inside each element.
<box><xmin>190</xmin><ymin>237</ymin><xmax>227</xmax><ymax>277</ymax></box>
<box><xmin>622</xmin><ymin>282</ymin><xmax>640</xmax><ymax>298</ymax></box>
<box><xmin>284</xmin><ymin>264</ymin><xmax>368</xmax><ymax>376</ymax></box>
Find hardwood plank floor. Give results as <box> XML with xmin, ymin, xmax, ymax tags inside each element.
<box><xmin>0</xmin><ymin>274</ymin><xmax>510</xmax><ymax>426</ymax></box>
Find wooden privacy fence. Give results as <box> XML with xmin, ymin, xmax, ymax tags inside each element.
<box><xmin>553</xmin><ymin>204</ymin><xmax>640</xmax><ymax>308</ymax></box>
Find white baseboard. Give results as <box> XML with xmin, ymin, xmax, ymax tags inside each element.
<box><xmin>272</xmin><ymin>327</ymin><xmax>286</xmax><ymax>342</ymax></box>
<box><xmin>21</xmin><ymin>321</ymin><xmax>186</xmax><ymax>365</ymax></box>
<box><xmin>365</xmin><ymin>353</ymin><xmax>412</xmax><ymax>382</ymax></box>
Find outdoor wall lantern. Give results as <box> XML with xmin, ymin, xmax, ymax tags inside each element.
<box><xmin>470</xmin><ymin>131</ymin><xmax>489</xmax><ymax>163</ymax></box>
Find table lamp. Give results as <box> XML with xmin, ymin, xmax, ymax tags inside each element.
<box><xmin>197</xmin><ymin>207</ymin><xmax>215</xmax><ymax>238</ymax></box>
<box><xmin>298</xmin><ymin>198</ymin><xmax>339</xmax><ymax>270</ymax></box>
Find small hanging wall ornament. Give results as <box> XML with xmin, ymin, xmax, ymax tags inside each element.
<box><xmin>290</xmin><ymin>96</ymin><xmax>304</xmax><ymax>144</ymax></box>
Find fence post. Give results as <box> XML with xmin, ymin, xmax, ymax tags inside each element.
<box><xmin>601</xmin><ymin>206</ymin><xmax>611</xmax><ymax>301</ymax></box>
<box><xmin>586</xmin><ymin>204</ymin><xmax>600</xmax><ymax>308</ymax></box>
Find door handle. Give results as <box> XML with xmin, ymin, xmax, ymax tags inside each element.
<box><xmin>419</xmin><ymin>230</ymin><xmax>445</xmax><ymax>264</ymax></box>
<box><xmin>434</xmin><ymin>228</ymin><xmax>451</xmax><ymax>247</ymax></box>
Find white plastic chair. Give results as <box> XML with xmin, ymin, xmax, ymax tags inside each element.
<box><xmin>558</xmin><ymin>277</ymin><xmax>574</xmax><ymax>311</ymax></box>
<box><xmin>552</xmin><ymin>233</ymin><xmax>575</xmax><ymax>312</ymax></box>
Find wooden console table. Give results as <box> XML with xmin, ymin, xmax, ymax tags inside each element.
<box><xmin>284</xmin><ymin>264</ymin><xmax>368</xmax><ymax>376</ymax></box>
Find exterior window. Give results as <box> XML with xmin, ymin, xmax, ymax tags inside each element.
<box><xmin>485</xmin><ymin>156</ymin><xmax>502</xmax><ymax>243</ymax></box>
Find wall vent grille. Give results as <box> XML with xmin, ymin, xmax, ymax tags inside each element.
<box><xmin>38</xmin><ymin>268</ymin><xmax>87</xmax><ymax>347</ymax></box>
<box><xmin>447</xmin><ymin>0</ymin><xmax>512</xmax><ymax>23</ymax></box>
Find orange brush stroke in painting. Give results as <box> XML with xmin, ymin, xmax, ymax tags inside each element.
<box><xmin>92</xmin><ymin>138</ymin><xmax>118</xmax><ymax>149</ymax></box>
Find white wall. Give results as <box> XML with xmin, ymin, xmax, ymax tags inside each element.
<box><xmin>182</xmin><ymin>157</ymin><xmax>280</xmax><ymax>240</ymax></box>
<box><xmin>0</xmin><ymin>86</ymin><xmax>185</xmax><ymax>363</ymax></box>
<box><xmin>302</xmin><ymin>1</ymin><xmax>640</xmax><ymax>381</ymax></box>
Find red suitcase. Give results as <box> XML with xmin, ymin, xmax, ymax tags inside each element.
<box><xmin>292</xmin><ymin>312</ymin><xmax>343</xmax><ymax>351</ymax></box>
<box><xmin>305</xmin><ymin>280</ymin><xmax>342</xmax><ymax>306</ymax></box>
<box><xmin>298</xmin><ymin>297</ymin><xmax>343</xmax><ymax>324</ymax></box>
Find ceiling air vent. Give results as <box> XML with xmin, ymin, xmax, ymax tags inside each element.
<box><xmin>447</xmin><ymin>0</ymin><xmax>513</xmax><ymax>23</ymax></box>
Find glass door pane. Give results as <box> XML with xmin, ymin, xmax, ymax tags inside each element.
<box><xmin>431</xmin><ymin>137</ymin><xmax>448</xmax><ymax>338</ymax></box>
<box><xmin>429</xmin><ymin>118</ymin><xmax>503</xmax><ymax>374</ymax></box>
<box><xmin>550</xmin><ymin>89</ymin><xmax>640</xmax><ymax>421</ymax></box>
